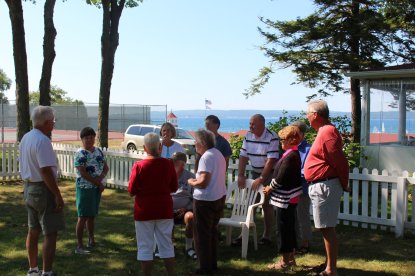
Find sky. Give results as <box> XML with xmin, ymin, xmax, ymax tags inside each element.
<box><xmin>0</xmin><ymin>0</ymin><xmax>352</xmax><ymax>112</ymax></box>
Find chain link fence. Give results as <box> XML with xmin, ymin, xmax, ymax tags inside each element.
<box><xmin>0</xmin><ymin>100</ymin><xmax>167</xmax><ymax>142</ymax></box>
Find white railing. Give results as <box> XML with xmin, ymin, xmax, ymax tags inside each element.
<box><xmin>1</xmin><ymin>142</ymin><xmax>414</xmax><ymax>237</ymax></box>
<box><xmin>54</xmin><ymin>143</ymin><xmax>253</xmax><ymax>190</ymax></box>
<box><xmin>0</xmin><ymin>143</ymin><xmax>20</xmax><ymax>181</ymax></box>
<box><xmin>339</xmin><ymin>168</ymin><xmax>415</xmax><ymax>237</ymax></box>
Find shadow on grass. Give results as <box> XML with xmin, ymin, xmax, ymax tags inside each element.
<box><xmin>0</xmin><ymin>181</ymin><xmax>414</xmax><ymax>275</ymax></box>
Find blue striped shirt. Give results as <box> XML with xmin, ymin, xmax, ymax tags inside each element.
<box><xmin>239</xmin><ymin>128</ymin><xmax>279</xmax><ymax>173</ymax></box>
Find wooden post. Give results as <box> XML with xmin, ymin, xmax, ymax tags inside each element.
<box><xmin>395</xmin><ymin>177</ymin><xmax>407</xmax><ymax>237</ymax></box>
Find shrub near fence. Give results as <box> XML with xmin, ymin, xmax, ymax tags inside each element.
<box><xmin>1</xmin><ymin>143</ymin><xmax>414</xmax><ymax>237</ymax></box>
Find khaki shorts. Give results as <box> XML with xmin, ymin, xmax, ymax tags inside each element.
<box><xmin>308</xmin><ymin>178</ymin><xmax>343</xmax><ymax>228</ymax></box>
<box><xmin>24</xmin><ymin>182</ymin><xmax>65</xmax><ymax>234</ymax></box>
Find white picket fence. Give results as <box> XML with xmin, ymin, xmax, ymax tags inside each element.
<box><xmin>1</xmin><ymin>142</ymin><xmax>414</xmax><ymax>237</ymax></box>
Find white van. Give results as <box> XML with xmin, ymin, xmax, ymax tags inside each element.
<box><xmin>122</xmin><ymin>124</ymin><xmax>196</xmax><ymax>155</ymax></box>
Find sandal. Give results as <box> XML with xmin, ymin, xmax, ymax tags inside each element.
<box><xmin>267</xmin><ymin>260</ymin><xmax>295</xmax><ymax>270</ymax></box>
<box><xmin>258</xmin><ymin>237</ymin><xmax>272</xmax><ymax>246</ymax></box>
<box><xmin>313</xmin><ymin>263</ymin><xmax>326</xmax><ymax>273</ymax></box>
<box><xmin>185</xmin><ymin>248</ymin><xmax>197</xmax><ymax>260</ymax></box>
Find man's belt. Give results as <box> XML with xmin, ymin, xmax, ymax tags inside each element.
<box><xmin>308</xmin><ymin>176</ymin><xmax>337</xmax><ymax>185</ymax></box>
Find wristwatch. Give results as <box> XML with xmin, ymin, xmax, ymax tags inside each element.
<box><xmin>259</xmin><ymin>175</ymin><xmax>264</xmax><ymax>181</ymax></box>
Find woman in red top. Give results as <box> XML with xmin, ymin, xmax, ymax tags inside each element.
<box><xmin>128</xmin><ymin>132</ymin><xmax>178</xmax><ymax>276</ymax></box>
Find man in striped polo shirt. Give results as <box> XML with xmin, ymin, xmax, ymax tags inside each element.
<box><xmin>236</xmin><ymin>114</ymin><xmax>279</xmax><ymax>246</ymax></box>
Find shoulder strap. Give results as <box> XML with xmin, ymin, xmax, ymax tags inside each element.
<box><xmin>96</xmin><ymin>147</ymin><xmax>104</xmax><ymax>157</ymax></box>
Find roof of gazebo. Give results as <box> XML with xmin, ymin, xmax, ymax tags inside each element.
<box><xmin>167</xmin><ymin>112</ymin><xmax>177</xmax><ymax>119</ymax></box>
<box><xmin>345</xmin><ymin>63</ymin><xmax>415</xmax><ymax>80</ymax></box>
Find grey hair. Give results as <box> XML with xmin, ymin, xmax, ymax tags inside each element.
<box><xmin>160</xmin><ymin>122</ymin><xmax>177</xmax><ymax>138</ymax></box>
<box><xmin>308</xmin><ymin>100</ymin><xmax>329</xmax><ymax>119</ymax></box>
<box><xmin>251</xmin><ymin>114</ymin><xmax>265</xmax><ymax>125</ymax></box>
<box><xmin>144</xmin><ymin>132</ymin><xmax>161</xmax><ymax>155</ymax></box>
<box><xmin>194</xmin><ymin>129</ymin><xmax>216</xmax><ymax>149</ymax></box>
<box><xmin>291</xmin><ymin>120</ymin><xmax>308</xmax><ymax>134</ymax></box>
<box><xmin>31</xmin><ymin>106</ymin><xmax>55</xmax><ymax>127</ymax></box>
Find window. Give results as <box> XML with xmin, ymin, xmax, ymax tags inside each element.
<box><xmin>369</xmin><ymin>79</ymin><xmax>415</xmax><ymax>145</ymax></box>
<box><xmin>139</xmin><ymin>126</ymin><xmax>155</xmax><ymax>136</ymax></box>
<box><xmin>176</xmin><ymin>128</ymin><xmax>194</xmax><ymax>139</ymax></box>
<box><xmin>126</xmin><ymin>126</ymin><xmax>140</xmax><ymax>135</ymax></box>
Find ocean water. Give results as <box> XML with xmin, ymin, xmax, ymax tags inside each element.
<box><xmin>176</xmin><ymin>117</ymin><xmax>415</xmax><ymax>134</ymax></box>
<box><xmin>175</xmin><ymin>117</ymin><xmax>278</xmax><ymax>132</ymax></box>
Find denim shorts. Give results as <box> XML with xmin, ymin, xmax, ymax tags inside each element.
<box><xmin>24</xmin><ymin>182</ymin><xmax>65</xmax><ymax>234</ymax></box>
<box><xmin>308</xmin><ymin>178</ymin><xmax>343</xmax><ymax>228</ymax></box>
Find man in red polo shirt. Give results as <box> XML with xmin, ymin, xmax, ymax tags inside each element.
<box><xmin>304</xmin><ymin>100</ymin><xmax>350</xmax><ymax>276</ymax></box>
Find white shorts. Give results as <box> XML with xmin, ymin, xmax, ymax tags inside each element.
<box><xmin>134</xmin><ymin>219</ymin><xmax>175</xmax><ymax>261</ymax></box>
<box><xmin>308</xmin><ymin>178</ymin><xmax>343</xmax><ymax>228</ymax></box>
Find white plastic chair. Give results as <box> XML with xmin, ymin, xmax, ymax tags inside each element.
<box><xmin>219</xmin><ymin>179</ymin><xmax>265</xmax><ymax>259</ymax></box>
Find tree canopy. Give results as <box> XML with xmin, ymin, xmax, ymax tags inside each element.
<box><xmin>0</xmin><ymin>69</ymin><xmax>12</xmax><ymax>104</ymax></box>
<box><xmin>246</xmin><ymin>0</ymin><xmax>415</xmax><ymax>142</ymax></box>
<box><xmin>29</xmin><ymin>85</ymin><xmax>81</xmax><ymax>104</ymax></box>
<box><xmin>86</xmin><ymin>0</ymin><xmax>140</xmax><ymax>8</ymax></box>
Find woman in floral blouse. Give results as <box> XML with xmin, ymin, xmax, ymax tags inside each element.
<box><xmin>74</xmin><ymin>127</ymin><xmax>109</xmax><ymax>254</ymax></box>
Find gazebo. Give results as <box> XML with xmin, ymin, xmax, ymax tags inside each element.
<box><xmin>167</xmin><ymin>111</ymin><xmax>178</xmax><ymax>127</ymax></box>
<box><xmin>345</xmin><ymin>63</ymin><xmax>415</xmax><ymax>172</ymax></box>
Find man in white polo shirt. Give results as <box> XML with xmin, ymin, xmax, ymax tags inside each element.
<box><xmin>236</xmin><ymin>114</ymin><xmax>279</xmax><ymax>246</ymax></box>
<box><xmin>20</xmin><ymin>106</ymin><xmax>65</xmax><ymax>276</ymax></box>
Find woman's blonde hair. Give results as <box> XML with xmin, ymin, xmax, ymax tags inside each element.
<box><xmin>278</xmin><ymin>125</ymin><xmax>301</xmax><ymax>146</ymax></box>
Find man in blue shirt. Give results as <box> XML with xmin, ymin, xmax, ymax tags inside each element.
<box><xmin>195</xmin><ymin>115</ymin><xmax>232</xmax><ymax>172</ymax></box>
<box><xmin>291</xmin><ymin>120</ymin><xmax>312</xmax><ymax>254</ymax></box>
<box><xmin>204</xmin><ymin>115</ymin><xmax>232</xmax><ymax>169</ymax></box>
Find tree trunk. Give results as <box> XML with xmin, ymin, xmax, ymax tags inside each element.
<box><xmin>97</xmin><ymin>0</ymin><xmax>124</xmax><ymax>148</ymax></box>
<box><xmin>350</xmin><ymin>78</ymin><xmax>361</xmax><ymax>143</ymax></box>
<box><xmin>39</xmin><ymin>0</ymin><xmax>57</xmax><ymax>106</ymax></box>
<box><xmin>5</xmin><ymin>0</ymin><xmax>30</xmax><ymax>141</ymax></box>
<box><xmin>349</xmin><ymin>0</ymin><xmax>361</xmax><ymax>143</ymax></box>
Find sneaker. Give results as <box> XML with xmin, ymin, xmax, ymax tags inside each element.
<box><xmin>87</xmin><ymin>241</ymin><xmax>104</xmax><ymax>249</ymax></box>
<box><xmin>41</xmin><ymin>272</ymin><xmax>57</xmax><ymax>276</ymax></box>
<box><xmin>86</xmin><ymin>241</ymin><xmax>95</xmax><ymax>249</ymax></box>
<box><xmin>27</xmin><ymin>269</ymin><xmax>42</xmax><ymax>276</ymax></box>
<box><xmin>74</xmin><ymin>247</ymin><xmax>91</xmax><ymax>255</ymax></box>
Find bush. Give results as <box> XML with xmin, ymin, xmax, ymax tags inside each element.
<box><xmin>229</xmin><ymin>134</ymin><xmax>244</xmax><ymax>160</ymax></box>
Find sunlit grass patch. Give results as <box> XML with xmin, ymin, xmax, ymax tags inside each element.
<box><xmin>101</xmin><ymin>209</ymin><xmax>131</xmax><ymax>216</ymax></box>
<box><xmin>1</xmin><ymin>180</ymin><xmax>414</xmax><ymax>275</ymax></box>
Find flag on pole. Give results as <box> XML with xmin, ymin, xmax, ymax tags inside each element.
<box><xmin>205</xmin><ymin>99</ymin><xmax>212</xmax><ymax>110</ymax></box>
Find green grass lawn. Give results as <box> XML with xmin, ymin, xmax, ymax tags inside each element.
<box><xmin>1</xmin><ymin>181</ymin><xmax>414</xmax><ymax>276</ymax></box>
